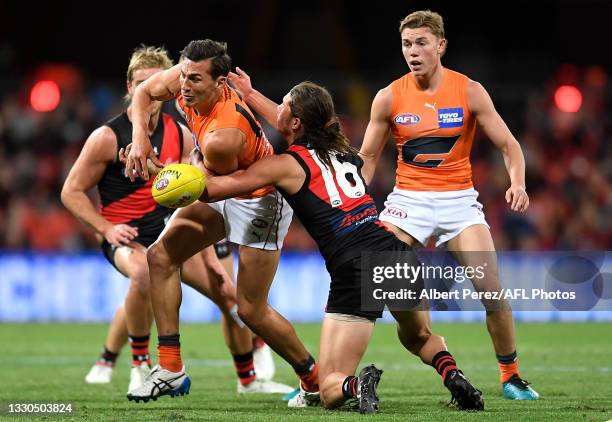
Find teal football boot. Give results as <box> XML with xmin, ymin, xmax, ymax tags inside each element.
<box><xmin>502</xmin><ymin>375</ymin><xmax>540</xmax><ymax>400</ymax></box>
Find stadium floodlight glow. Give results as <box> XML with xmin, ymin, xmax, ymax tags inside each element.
<box><xmin>554</xmin><ymin>85</ymin><xmax>582</xmax><ymax>113</ymax></box>
<box><xmin>30</xmin><ymin>80</ymin><xmax>61</xmax><ymax>112</ymax></box>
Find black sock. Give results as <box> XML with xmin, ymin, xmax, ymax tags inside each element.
<box><xmin>496</xmin><ymin>350</ymin><xmax>517</xmax><ymax>364</ymax></box>
<box><xmin>158</xmin><ymin>334</ymin><xmax>180</xmax><ymax>347</ymax></box>
<box><xmin>292</xmin><ymin>355</ymin><xmax>316</xmax><ymax>375</ymax></box>
<box><xmin>100</xmin><ymin>347</ymin><xmax>119</xmax><ymax>365</ymax></box>
<box><xmin>342</xmin><ymin>376</ymin><xmax>358</xmax><ymax>399</ymax></box>
<box><xmin>431</xmin><ymin>351</ymin><xmax>458</xmax><ymax>383</ymax></box>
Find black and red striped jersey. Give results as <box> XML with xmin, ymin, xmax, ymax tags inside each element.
<box><xmin>98</xmin><ymin>111</ymin><xmax>183</xmax><ymax>247</ymax></box>
<box><xmin>281</xmin><ymin>138</ymin><xmax>399</xmax><ymax>272</ymax></box>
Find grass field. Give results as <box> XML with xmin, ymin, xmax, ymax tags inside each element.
<box><xmin>1</xmin><ymin>322</ymin><xmax>611</xmax><ymax>421</ymax></box>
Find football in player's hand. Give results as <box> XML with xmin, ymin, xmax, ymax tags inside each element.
<box><xmin>151</xmin><ymin>163</ymin><xmax>206</xmax><ymax>208</ymax></box>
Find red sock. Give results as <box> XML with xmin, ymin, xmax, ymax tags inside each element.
<box><xmin>128</xmin><ymin>335</ymin><xmax>151</xmax><ymax>367</ymax></box>
<box><xmin>431</xmin><ymin>351</ymin><xmax>458</xmax><ymax>383</ymax></box>
<box><xmin>298</xmin><ymin>362</ymin><xmax>319</xmax><ymax>392</ymax></box>
<box><xmin>233</xmin><ymin>352</ymin><xmax>256</xmax><ymax>386</ymax></box>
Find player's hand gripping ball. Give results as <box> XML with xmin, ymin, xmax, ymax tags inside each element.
<box><xmin>151</xmin><ymin>163</ymin><xmax>206</xmax><ymax>208</ymax></box>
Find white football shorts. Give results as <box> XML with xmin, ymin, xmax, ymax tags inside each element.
<box><xmin>379</xmin><ymin>187</ymin><xmax>489</xmax><ymax>247</ymax></box>
<box><xmin>208</xmin><ymin>190</ymin><xmax>293</xmax><ymax>251</ymax></box>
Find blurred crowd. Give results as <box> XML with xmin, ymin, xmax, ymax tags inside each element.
<box><xmin>0</xmin><ymin>65</ymin><xmax>609</xmax><ymax>253</ymax></box>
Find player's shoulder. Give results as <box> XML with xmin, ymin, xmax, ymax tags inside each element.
<box><xmin>444</xmin><ymin>68</ymin><xmax>472</xmax><ymax>85</ymax></box>
<box><xmin>371</xmin><ymin>84</ymin><xmax>393</xmax><ymax>116</ymax></box>
<box><xmin>91</xmin><ymin>125</ymin><xmax>118</xmax><ymax>145</ymax></box>
<box><xmin>80</xmin><ymin>125</ymin><xmax>117</xmax><ymax>162</ymax></box>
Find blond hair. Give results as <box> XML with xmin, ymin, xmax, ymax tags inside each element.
<box><xmin>126</xmin><ymin>45</ymin><xmax>173</xmax><ymax>83</ymax></box>
<box><xmin>399</xmin><ymin>10</ymin><xmax>445</xmax><ymax>38</ymax></box>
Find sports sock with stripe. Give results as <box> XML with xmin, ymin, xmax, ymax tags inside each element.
<box><xmin>158</xmin><ymin>334</ymin><xmax>183</xmax><ymax>373</ymax></box>
<box><xmin>293</xmin><ymin>355</ymin><xmax>319</xmax><ymax>392</ymax></box>
<box><xmin>233</xmin><ymin>352</ymin><xmax>256</xmax><ymax>386</ymax></box>
<box><xmin>128</xmin><ymin>334</ymin><xmax>151</xmax><ymax>367</ymax></box>
<box><xmin>497</xmin><ymin>350</ymin><xmax>520</xmax><ymax>383</ymax></box>
<box><xmin>431</xmin><ymin>350</ymin><xmax>459</xmax><ymax>383</ymax></box>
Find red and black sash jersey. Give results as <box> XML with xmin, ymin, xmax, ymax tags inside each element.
<box><xmin>98</xmin><ymin>111</ymin><xmax>183</xmax><ymax>247</ymax></box>
<box><xmin>281</xmin><ymin>138</ymin><xmax>400</xmax><ymax>273</ymax></box>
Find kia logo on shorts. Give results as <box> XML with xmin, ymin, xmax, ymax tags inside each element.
<box><xmin>155</xmin><ymin>178</ymin><xmax>169</xmax><ymax>191</ymax></box>
<box><xmin>251</xmin><ymin>218</ymin><xmax>269</xmax><ymax>229</ymax></box>
<box><xmin>394</xmin><ymin>113</ymin><xmax>421</xmax><ymax>126</ymax></box>
<box><xmin>384</xmin><ymin>207</ymin><xmax>407</xmax><ymax>219</ymax></box>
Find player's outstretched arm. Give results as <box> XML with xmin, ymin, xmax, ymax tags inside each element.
<box><xmin>228</xmin><ymin>67</ymin><xmax>280</xmax><ymax>130</ymax></box>
<box><xmin>127</xmin><ymin>64</ymin><xmax>182</xmax><ymax>181</ymax></box>
<box><xmin>201</xmin><ymin>154</ymin><xmax>302</xmax><ymax>202</ymax></box>
<box><xmin>61</xmin><ymin>127</ymin><xmax>139</xmax><ymax>246</ymax></box>
<box><xmin>467</xmin><ymin>80</ymin><xmax>529</xmax><ymax>212</ymax></box>
<box><xmin>360</xmin><ymin>86</ymin><xmax>393</xmax><ymax>185</ymax></box>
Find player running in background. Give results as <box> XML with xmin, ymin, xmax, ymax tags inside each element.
<box><xmin>123</xmin><ymin>40</ymin><xmax>319</xmax><ymax>403</ymax></box>
<box><xmin>359</xmin><ymin>10</ymin><xmax>538</xmax><ymax>400</ymax></box>
<box><xmin>202</xmin><ymin>76</ymin><xmax>484</xmax><ymax>412</ymax></box>
<box><xmin>61</xmin><ymin>45</ymin><xmax>280</xmax><ymax>394</ymax></box>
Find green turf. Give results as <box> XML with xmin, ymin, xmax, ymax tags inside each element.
<box><xmin>0</xmin><ymin>322</ymin><xmax>611</xmax><ymax>421</ymax></box>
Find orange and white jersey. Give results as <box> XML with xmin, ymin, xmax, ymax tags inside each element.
<box><xmin>390</xmin><ymin>68</ymin><xmax>476</xmax><ymax>191</ymax></box>
<box><xmin>176</xmin><ymin>84</ymin><xmax>274</xmax><ymax>198</ymax></box>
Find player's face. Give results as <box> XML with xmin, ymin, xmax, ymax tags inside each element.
<box><xmin>401</xmin><ymin>27</ymin><xmax>446</xmax><ymax>78</ymax></box>
<box><xmin>128</xmin><ymin>67</ymin><xmax>164</xmax><ymax>115</ymax></box>
<box><xmin>179</xmin><ymin>58</ymin><xmax>225</xmax><ymax>109</ymax></box>
<box><xmin>276</xmin><ymin>94</ymin><xmax>300</xmax><ymax>140</ymax></box>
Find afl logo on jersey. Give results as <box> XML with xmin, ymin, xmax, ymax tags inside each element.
<box><xmin>394</xmin><ymin>113</ymin><xmax>421</xmax><ymax>126</ymax></box>
<box><xmin>155</xmin><ymin>178</ymin><xmax>170</xmax><ymax>191</ymax></box>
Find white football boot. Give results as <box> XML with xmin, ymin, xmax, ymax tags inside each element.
<box><xmin>85</xmin><ymin>363</ymin><xmax>113</xmax><ymax>384</ymax></box>
<box><xmin>287</xmin><ymin>385</ymin><xmax>320</xmax><ymax>408</ymax></box>
<box><xmin>237</xmin><ymin>378</ymin><xmax>294</xmax><ymax>394</ymax></box>
<box><xmin>126</xmin><ymin>365</ymin><xmax>191</xmax><ymax>403</ymax></box>
<box><xmin>127</xmin><ymin>361</ymin><xmax>151</xmax><ymax>393</ymax></box>
<box><xmin>253</xmin><ymin>342</ymin><xmax>275</xmax><ymax>381</ymax></box>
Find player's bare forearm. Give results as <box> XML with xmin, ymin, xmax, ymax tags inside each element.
<box><xmin>131</xmin><ymin>66</ymin><xmax>180</xmax><ymax>146</ymax></box>
<box><xmin>359</xmin><ymin>124</ymin><xmax>389</xmax><ymax>184</ymax></box>
<box><xmin>61</xmin><ymin>189</ymin><xmax>112</xmax><ymax>235</ymax></box>
<box><xmin>202</xmin><ymin>171</ymin><xmax>252</xmax><ymax>202</ymax></box>
<box><xmin>131</xmin><ymin>86</ymin><xmax>155</xmax><ymax>140</ymax></box>
<box><xmin>245</xmin><ymin>89</ymin><xmax>279</xmax><ymax>130</ymax></box>
<box><xmin>359</xmin><ymin>153</ymin><xmax>380</xmax><ymax>185</ymax></box>
<box><xmin>202</xmin><ymin>155</ymin><xmax>287</xmax><ymax>202</ymax></box>
<box><xmin>502</xmin><ymin>139</ymin><xmax>526</xmax><ymax>188</ymax></box>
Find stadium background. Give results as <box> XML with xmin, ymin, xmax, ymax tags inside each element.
<box><xmin>0</xmin><ymin>1</ymin><xmax>610</xmax><ymax>319</ymax></box>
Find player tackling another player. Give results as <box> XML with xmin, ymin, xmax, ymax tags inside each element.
<box><xmin>359</xmin><ymin>10</ymin><xmax>538</xmax><ymax>400</ymax></box>
<box><xmin>123</xmin><ymin>40</ymin><xmax>320</xmax><ymax>403</ymax></box>
<box><xmin>61</xmin><ymin>45</ymin><xmax>282</xmax><ymax>395</ymax></box>
<box><xmin>200</xmin><ymin>73</ymin><xmax>484</xmax><ymax>412</ymax></box>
